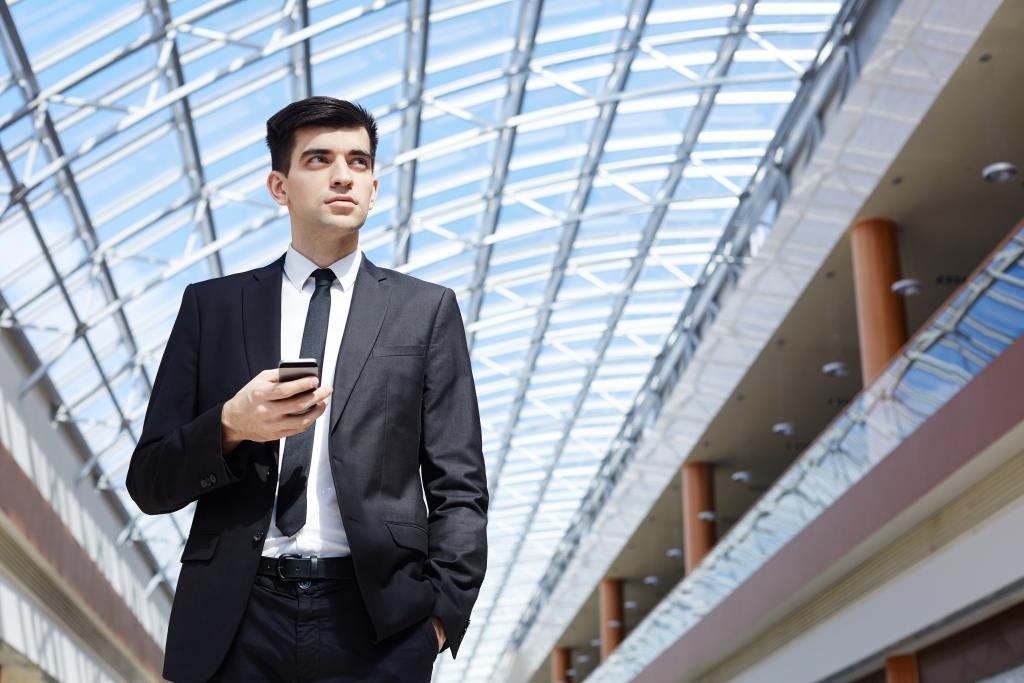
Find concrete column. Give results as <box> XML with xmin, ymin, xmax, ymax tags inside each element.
<box><xmin>551</xmin><ymin>646</ymin><xmax>571</xmax><ymax>683</ymax></box>
<box><xmin>885</xmin><ymin>653</ymin><xmax>919</xmax><ymax>683</ymax></box>
<box><xmin>599</xmin><ymin>578</ymin><xmax>623</xmax><ymax>661</ymax></box>
<box><xmin>850</xmin><ymin>218</ymin><xmax>908</xmax><ymax>386</ymax></box>
<box><xmin>682</xmin><ymin>462</ymin><xmax>715</xmax><ymax>572</ymax></box>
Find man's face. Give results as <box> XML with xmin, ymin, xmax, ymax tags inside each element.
<box><xmin>268</xmin><ymin>125</ymin><xmax>378</xmax><ymax>239</ymax></box>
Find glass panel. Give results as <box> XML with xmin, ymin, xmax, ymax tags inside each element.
<box><xmin>0</xmin><ymin>2</ymin><xmax>849</xmax><ymax>679</ymax></box>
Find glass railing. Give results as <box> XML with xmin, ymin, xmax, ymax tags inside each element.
<box><xmin>586</xmin><ymin>225</ymin><xmax>1024</xmax><ymax>682</ymax></box>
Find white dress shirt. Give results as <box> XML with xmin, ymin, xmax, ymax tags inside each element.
<box><xmin>262</xmin><ymin>244</ymin><xmax>361</xmax><ymax>558</ymax></box>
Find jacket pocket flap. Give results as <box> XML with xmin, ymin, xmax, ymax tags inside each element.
<box><xmin>180</xmin><ymin>533</ymin><xmax>219</xmax><ymax>562</ymax></box>
<box><xmin>373</xmin><ymin>344</ymin><xmax>426</xmax><ymax>357</ymax></box>
<box><xmin>385</xmin><ymin>521</ymin><xmax>428</xmax><ymax>554</ymax></box>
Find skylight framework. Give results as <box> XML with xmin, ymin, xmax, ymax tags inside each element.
<box><xmin>0</xmin><ymin>1</ymin><xmax>847</xmax><ymax>680</ymax></box>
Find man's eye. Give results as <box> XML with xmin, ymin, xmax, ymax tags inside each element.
<box><xmin>309</xmin><ymin>155</ymin><xmax>327</xmax><ymax>163</ymax></box>
<box><xmin>353</xmin><ymin>158</ymin><xmax>368</xmax><ymax>167</ymax></box>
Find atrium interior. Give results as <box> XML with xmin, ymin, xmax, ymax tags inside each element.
<box><xmin>1</xmin><ymin>0</ymin><xmax>1023</xmax><ymax>682</ymax></box>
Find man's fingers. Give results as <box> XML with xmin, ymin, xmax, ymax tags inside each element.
<box><xmin>278</xmin><ymin>394</ymin><xmax>329</xmax><ymax>421</ymax></box>
<box><xmin>273</xmin><ymin>376</ymin><xmax>320</xmax><ymax>399</ymax></box>
<box><xmin>279</xmin><ymin>386</ymin><xmax>332</xmax><ymax>412</ymax></box>
<box><xmin>277</xmin><ymin>400</ymin><xmax>328</xmax><ymax>435</ymax></box>
<box><xmin>241</xmin><ymin>373</ymin><xmax>328</xmax><ymax>440</ymax></box>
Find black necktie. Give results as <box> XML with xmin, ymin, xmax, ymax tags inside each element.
<box><xmin>276</xmin><ymin>267</ymin><xmax>336</xmax><ymax>536</ymax></box>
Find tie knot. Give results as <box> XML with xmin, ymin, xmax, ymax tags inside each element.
<box><xmin>312</xmin><ymin>268</ymin><xmax>336</xmax><ymax>288</ymax></box>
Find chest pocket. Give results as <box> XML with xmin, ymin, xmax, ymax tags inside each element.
<box><xmin>372</xmin><ymin>344</ymin><xmax>425</xmax><ymax>357</ymax></box>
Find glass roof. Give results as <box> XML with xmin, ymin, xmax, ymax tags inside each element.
<box><xmin>0</xmin><ymin>0</ymin><xmax>842</xmax><ymax>680</ymax></box>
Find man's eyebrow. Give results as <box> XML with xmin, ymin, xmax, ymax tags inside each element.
<box><xmin>298</xmin><ymin>148</ymin><xmax>372</xmax><ymax>159</ymax></box>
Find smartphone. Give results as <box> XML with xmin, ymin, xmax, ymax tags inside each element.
<box><xmin>278</xmin><ymin>359</ymin><xmax>319</xmax><ymax>383</ymax></box>
<box><xmin>278</xmin><ymin>360</ymin><xmax>319</xmax><ymax>415</ymax></box>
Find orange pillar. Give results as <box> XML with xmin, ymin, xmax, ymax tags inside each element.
<box><xmin>683</xmin><ymin>462</ymin><xmax>715</xmax><ymax>572</ymax></box>
<box><xmin>551</xmin><ymin>646</ymin><xmax>571</xmax><ymax>683</ymax></box>
<box><xmin>850</xmin><ymin>218</ymin><xmax>909</xmax><ymax>386</ymax></box>
<box><xmin>885</xmin><ymin>654</ymin><xmax>919</xmax><ymax>683</ymax></box>
<box><xmin>600</xmin><ymin>578</ymin><xmax>623</xmax><ymax>661</ymax></box>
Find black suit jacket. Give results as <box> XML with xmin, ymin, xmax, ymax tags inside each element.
<box><xmin>126</xmin><ymin>253</ymin><xmax>488</xmax><ymax>683</ymax></box>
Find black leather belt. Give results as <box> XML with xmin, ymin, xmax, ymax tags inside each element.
<box><xmin>258</xmin><ymin>554</ymin><xmax>355</xmax><ymax>581</ymax></box>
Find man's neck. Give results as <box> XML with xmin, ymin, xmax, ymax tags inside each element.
<box><xmin>290</xmin><ymin>233</ymin><xmax>359</xmax><ymax>268</ymax></box>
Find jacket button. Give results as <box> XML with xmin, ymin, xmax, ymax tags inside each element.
<box><xmin>208</xmin><ymin>473</ymin><xmax>218</xmax><ymax>485</ymax></box>
<box><xmin>253</xmin><ymin>531</ymin><xmax>264</xmax><ymax>544</ymax></box>
<box><xmin>199</xmin><ymin>477</ymin><xmax>209</xmax><ymax>489</ymax></box>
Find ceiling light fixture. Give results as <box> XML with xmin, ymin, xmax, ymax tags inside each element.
<box><xmin>731</xmin><ymin>470</ymin><xmax>752</xmax><ymax>484</ymax></box>
<box><xmin>822</xmin><ymin>360</ymin><xmax>848</xmax><ymax>377</ymax></box>
<box><xmin>891</xmin><ymin>278</ymin><xmax>921</xmax><ymax>296</ymax></box>
<box><xmin>772</xmin><ymin>421</ymin><xmax>795</xmax><ymax>436</ymax></box>
<box><xmin>982</xmin><ymin>161</ymin><xmax>1018</xmax><ymax>183</ymax></box>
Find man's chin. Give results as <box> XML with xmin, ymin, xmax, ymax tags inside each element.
<box><xmin>316</xmin><ymin>219</ymin><xmax>364</xmax><ymax>234</ymax></box>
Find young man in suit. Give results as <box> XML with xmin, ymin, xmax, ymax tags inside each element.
<box><xmin>127</xmin><ymin>96</ymin><xmax>488</xmax><ymax>682</ymax></box>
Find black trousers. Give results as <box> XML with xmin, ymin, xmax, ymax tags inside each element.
<box><xmin>208</xmin><ymin>572</ymin><xmax>438</xmax><ymax>682</ymax></box>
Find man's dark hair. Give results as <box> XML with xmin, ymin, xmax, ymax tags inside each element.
<box><xmin>265</xmin><ymin>96</ymin><xmax>379</xmax><ymax>175</ymax></box>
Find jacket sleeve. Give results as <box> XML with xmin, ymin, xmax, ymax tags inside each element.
<box><xmin>419</xmin><ymin>287</ymin><xmax>489</xmax><ymax>659</ymax></box>
<box><xmin>126</xmin><ymin>283</ymin><xmax>243</xmax><ymax>515</ymax></box>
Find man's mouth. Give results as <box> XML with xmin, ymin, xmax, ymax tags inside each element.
<box><xmin>326</xmin><ymin>196</ymin><xmax>357</xmax><ymax>205</ymax></box>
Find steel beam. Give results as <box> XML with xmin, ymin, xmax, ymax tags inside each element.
<box><xmin>505</xmin><ymin>0</ymin><xmax>872</xmax><ymax>669</ymax></box>
<box><xmin>455</xmin><ymin>1</ymin><xmax>655</xmax><ymax>678</ymax></box>
<box><xmin>393</xmin><ymin>0</ymin><xmax>431</xmax><ymax>266</ymax></box>
<box><xmin>462</xmin><ymin>0</ymin><xmax>544</xmax><ymax>342</ymax></box>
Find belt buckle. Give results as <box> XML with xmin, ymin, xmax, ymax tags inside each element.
<box><xmin>276</xmin><ymin>553</ymin><xmax>302</xmax><ymax>581</ymax></box>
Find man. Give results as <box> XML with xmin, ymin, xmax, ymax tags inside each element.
<box><xmin>127</xmin><ymin>97</ymin><xmax>488</xmax><ymax>682</ymax></box>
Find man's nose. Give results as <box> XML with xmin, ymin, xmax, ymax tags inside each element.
<box><xmin>330</xmin><ymin>161</ymin><xmax>353</xmax><ymax>187</ymax></box>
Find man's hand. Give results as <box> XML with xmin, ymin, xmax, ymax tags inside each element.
<box><xmin>430</xmin><ymin>616</ymin><xmax>445</xmax><ymax>652</ymax></box>
<box><xmin>220</xmin><ymin>369</ymin><xmax>332</xmax><ymax>453</ymax></box>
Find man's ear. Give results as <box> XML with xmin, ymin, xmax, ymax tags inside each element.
<box><xmin>368</xmin><ymin>175</ymin><xmax>378</xmax><ymax>211</ymax></box>
<box><xmin>267</xmin><ymin>170</ymin><xmax>288</xmax><ymax>206</ymax></box>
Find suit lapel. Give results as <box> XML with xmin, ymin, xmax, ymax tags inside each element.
<box><xmin>242</xmin><ymin>254</ymin><xmax>284</xmax><ymax>379</ymax></box>
<box><xmin>330</xmin><ymin>256</ymin><xmax>389</xmax><ymax>435</ymax></box>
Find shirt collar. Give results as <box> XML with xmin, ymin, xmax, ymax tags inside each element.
<box><xmin>283</xmin><ymin>244</ymin><xmax>362</xmax><ymax>293</ymax></box>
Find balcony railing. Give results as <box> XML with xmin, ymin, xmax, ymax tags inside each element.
<box><xmin>585</xmin><ymin>224</ymin><xmax>1024</xmax><ymax>681</ymax></box>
